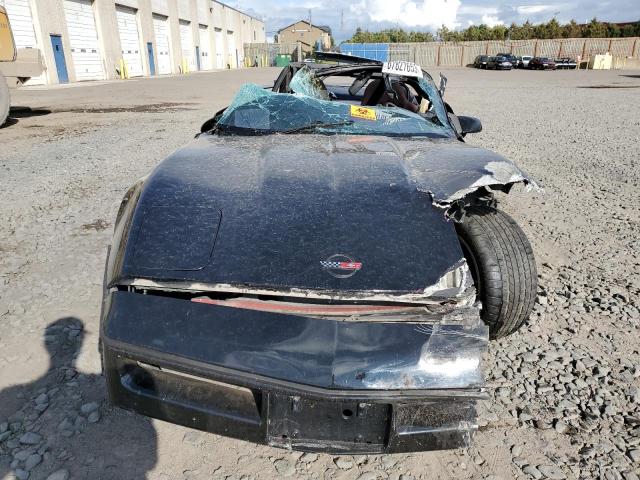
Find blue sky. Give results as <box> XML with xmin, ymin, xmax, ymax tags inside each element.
<box><xmin>236</xmin><ymin>0</ymin><xmax>640</xmax><ymax>41</ymax></box>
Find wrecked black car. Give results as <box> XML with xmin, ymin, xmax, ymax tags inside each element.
<box><xmin>100</xmin><ymin>54</ymin><xmax>539</xmax><ymax>454</ymax></box>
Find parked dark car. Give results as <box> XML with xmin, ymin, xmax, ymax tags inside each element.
<box><xmin>100</xmin><ymin>53</ymin><xmax>539</xmax><ymax>455</ymax></box>
<box><xmin>554</xmin><ymin>57</ymin><xmax>577</xmax><ymax>69</ymax></box>
<box><xmin>529</xmin><ymin>57</ymin><xmax>557</xmax><ymax>70</ymax></box>
<box><xmin>496</xmin><ymin>53</ymin><xmax>518</xmax><ymax>67</ymax></box>
<box><xmin>473</xmin><ymin>54</ymin><xmax>489</xmax><ymax>69</ymax></box>
<box><xmin>487</xmin><ymin>55</ymin><xmax>513</xmax><ymax>70</ymax></box>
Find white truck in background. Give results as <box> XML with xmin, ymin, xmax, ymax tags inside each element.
<box><xmin>0</xmin><ymin>5</ymin><xmax>44</xmax><ymax>125</ymax></box>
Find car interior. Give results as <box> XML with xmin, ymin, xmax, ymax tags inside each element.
<box><xmin>274</xmin><ymin>65</ymin><xmax>431</xmax><ymax>115</ymax></box>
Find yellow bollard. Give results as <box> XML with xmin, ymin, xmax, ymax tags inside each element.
<box><xmin>120</xmin><ymin>58</ymin><xmax>125</xmax><ymax>79</ymax></box>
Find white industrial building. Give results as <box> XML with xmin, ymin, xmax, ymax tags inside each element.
<box><xmin>0</xmin><ymin>0</ymin><xmax>265</xmax><ymax>84</ymax></box>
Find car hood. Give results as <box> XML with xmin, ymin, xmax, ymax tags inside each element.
<box><xmin>113</xmin><ymin>134</ymin><xmax>537</xmax><ymax>298</ymax></box>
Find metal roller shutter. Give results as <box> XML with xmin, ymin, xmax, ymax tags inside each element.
<box><xmin>63</xmin><ymin>0</ymin><xmax>104</xmax><ymax>81</ymax></box>
<box><xmin>116</xmin><ymin>5</ymin><xmax>143</xmax><ymax>77</ymax></box>
<box><xmin>179</xmin><ymin>20</ymin><xmax>194</xmax><ymax>72</ymax></box>
<box><xmin>2</xmin><ymin>0</ymin><xmax>45</xmax><ymax>84</ymax></box>
<box><xmin>198</xmin><ymin>25</ymin><xmax>210</xmax><ymax>70</ymax></box>
<box><xmin>3</xmin><ymin>0</ymin><xmax>35</xmax><ymax>48</ymax></box>
<box><xmin>214</xmin><ymin>28</ymin><xmax>224</xmax><ymax>69</ymax></box>
<box><xmin>152</xmin><ymin>14</ymin><xmax>171</xmax><ymax>74</ymax></box>
<box><xmin>226</xmin><ymin>30</ymin><xmax>235</xmax><ymax>68</ymax></box>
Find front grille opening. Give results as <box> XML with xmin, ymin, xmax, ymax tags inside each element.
<box><xmin>117</xmin><ymin>285</ymin><xmax>433</xmax><ymax>319</ymax></box>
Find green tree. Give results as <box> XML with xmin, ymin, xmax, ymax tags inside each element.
<box><xmin>584</xmin><ymin>18</ymin><xmax>608</xmax><ymax>38</ymax></box>
<box><xmin>545</xmin><ymin>18</ymin><xmax>562</xmax><ymax>39</ymax></box>
<box><xmin>562</xmin><ymin>20</ymin><xmax>583</xmax><ymax>38</ymax></box>
<box><xmin>491</xmin><ymin>25</ymin><xmax>508</xmax><ymax>40</ymax></box>
<box><xmin>520</xmin><ymin>21</ymin><xmax>535</xmax><ymax>39</ymax></box>
<box><xmin>608</xmin><ymin>23</ymin><xmax>621</xmax><ymax>37</ymax></box>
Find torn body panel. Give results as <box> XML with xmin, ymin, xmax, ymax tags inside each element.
<box><xmin>107</xmin><ymin>134</ymin><xmax>537</xmax><ymax>298</ymax></box>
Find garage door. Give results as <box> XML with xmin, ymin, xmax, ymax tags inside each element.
<box><xmin>198</xmin><ymin>25</ymin><xmax>210</xmax><ymax>70</ymax></box>
<box><xmin>2</xmin><ymin>0</ymin><xmax>45</xmax><ymax>84</ymax></box>
<box><xmin>2</xmin><ymin>0</ymin><xmax>36</xmax><ymax>48</ymax></box>
<box><xmin>115</xmin><ymin>5</ymin><xmax>143</xmax><ymax>77</ymax></box>
<box><xmin>63</xmin><ymin>0</ymin><xmax>104</xmax><ymax>81</ymax></box>
<box><xmin>179</xmin><ymin>20</ymin><xmax>194</xmax><ymax>72</ymax></box>
<box><xmin>214</xmin><ymin>27</ymin><xmax>223</xmax><ymax>69</ymax></box>
<box><xmin>226</xmin><ymin>30</ymin><xmax>235</xmax><ymax>68</ymax></box>
<box><xmin>152</xmin><ymin>14</ymin><xmax>171</xmax><ymax>74</ymax></box>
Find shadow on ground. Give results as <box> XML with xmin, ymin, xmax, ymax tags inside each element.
<box><xmin>8</xmin><ymin>107</ymin><xmax>52</xmax><ymax>118</ymax></box>
<box><xmin>0</xmin><ymin>318</ymin><xmax>157</xmax><ymax>480</ymax></box>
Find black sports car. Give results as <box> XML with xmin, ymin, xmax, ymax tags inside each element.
<box><xmin>100</xmin><ymin>54</ymin><xmax>539</xmax><ymax>454</ymax></box>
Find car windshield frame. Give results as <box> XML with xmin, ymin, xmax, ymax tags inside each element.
<box><xmin>212</xmin><ymin>65</ymin><xmax>457</xmax><ymax>139</ymax></box>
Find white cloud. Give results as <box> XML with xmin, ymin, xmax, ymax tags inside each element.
<box><xmin>516</xmin><ymin>5</ymin><xmax>555</xmax><ymax>15</ymax></box>
<box><xmin>458</xmin><ymin>6</ymin><xmax>499</xmax><ymax>15</ymax></box>
<box><xmin>351</xmin><ymin>0</ymin><xmax>462</xmax><ymax>29</ymax></box>
<box><xmin>481</xmin><ymin>14</ymin><xmax>504</xmax><ymax>27</ymax></box>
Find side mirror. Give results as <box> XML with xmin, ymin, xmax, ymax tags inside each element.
<box><xmin>458</xmin><ymin>116</ymin><xmax>482</xmax><ymax>135</ymax></box>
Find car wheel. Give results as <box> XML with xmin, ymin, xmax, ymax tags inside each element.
<box><xmin>0</xmin><ymin>73</ymin><xmax>10</xmax><ymax>127</ymax></box>
<box><xmin>455</xmin><ymin>206</ymin><xmax>537</xmax><ymax>339</ymax></box>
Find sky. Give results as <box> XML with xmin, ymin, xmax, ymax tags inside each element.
<box><xmin>235</xmin><ymin>0</ymin><xmax>640</xmax><ymax>42</ymax></box>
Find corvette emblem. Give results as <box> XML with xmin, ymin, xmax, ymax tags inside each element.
<box><xmin>320</xmin><ymin>254</ymin><xmax>362</xmax><ymax>278</ymax></box>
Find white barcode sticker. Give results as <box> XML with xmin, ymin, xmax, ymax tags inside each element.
<box><xmin>382</xmin><ymin>61</ymin><xmax>423</xmax><ymax>78</ymax></box>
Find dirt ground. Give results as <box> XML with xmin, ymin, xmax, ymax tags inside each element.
<box><xmin>1</xmin><ymin>67</ymin><xmax>639</xmax><ymax>480</ymax></box>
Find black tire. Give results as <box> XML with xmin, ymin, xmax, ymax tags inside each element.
<box><xmin>0</xmin><ymin>73</ymin><xmax>9</xmax><ymax>127</ymax></box>
<box><xmin>455</xmin><ymin>206</ymin><xmax>537</xmax><ymax>339</ymax></box>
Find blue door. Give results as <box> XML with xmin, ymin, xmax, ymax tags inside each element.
<box><xmin>147</xmin><ymin>42</ymin><xmax>156</xmax><ymax>76</ymax></box>
<box><xmin>195</xmin><ymin>46</ymin><xmax>201</xmax><ymax>71</ymax></box>
<box><xmin>50</xmin><ymin>35</ymin><xmax>69</xmax><ymax>83</ymax></box>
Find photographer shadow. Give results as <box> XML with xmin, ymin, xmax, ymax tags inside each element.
<box><xmin>0</xmin><ymin>317</ymin><xmax>157</xmax><ymax>479</ymax></box>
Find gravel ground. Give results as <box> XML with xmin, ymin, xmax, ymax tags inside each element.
<box><xmin>0</xmin><ymin>68</ymin><xmax>639</xmax><ymax>480</ymax></box>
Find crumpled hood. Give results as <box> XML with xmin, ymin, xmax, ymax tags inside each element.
<box><xmin>114</xmin><ymin>134</ymin><xmax>537</xmax><ymax>296</ymax></box>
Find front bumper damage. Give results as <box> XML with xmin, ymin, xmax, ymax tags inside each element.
<box><xmin>101</xmin><ymin>273</ymin><xmax>489</xmax><ymax>454</ymax></box>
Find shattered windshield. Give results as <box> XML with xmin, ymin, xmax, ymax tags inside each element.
<box><xmin>214</xmin><ymin>68</ymin><xmax>455</xmax><ymax>138</ymax></box>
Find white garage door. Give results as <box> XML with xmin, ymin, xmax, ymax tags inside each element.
<box><xmin>152</xmin><ymin>14</ymin><xmax>171</xmax><ymax>74</ymax></box>
<box><xmin>226</xmin><ymin>30</ymin><xmax>235</xmax><ymax>68</ymax></box>
<box><xmin>198</xmin><ymin>25</ymin><xmax>210</xmax><ymax>70</ymax></box>
<box><xmin>179</xmin><ymin>20</ymin><xmax>194</xmax><ymax>72</ymax></box>
<box><xmin>115</xmin><ymin>5</ymin><xmax>143</xmax><ymax>77</ymax></box>
<box><xmin>63</xmin><ymin>0</ymin><xmax>104</xmax><ymax>81</ymax></box>
<box><xmin>214</xmin><ymin>28</ymin><xmax>224</xmax><ymax>69</ymax></box>
<box><xmin>3</xmin><ymin>0</ymin><xmax>36</xmax><ymax>48</ymax></box>
<box><xmin>2</xmin><ymin>0</ymin><xmax>45</xmax><ymax>84</ymax></box>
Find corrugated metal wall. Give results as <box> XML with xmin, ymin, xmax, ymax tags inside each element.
<box><xmin>340</xmin><ymin>43</ymin><xmax>389</xmax><ymax>62</ymax></box>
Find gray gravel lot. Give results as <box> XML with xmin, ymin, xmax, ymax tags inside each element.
<box><xmin>1</xmin><ymin>67</ymin><xmax>639</xmax><ymax>480</ymax></box>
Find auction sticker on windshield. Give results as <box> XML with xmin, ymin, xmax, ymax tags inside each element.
<box><xmin>350</xmin><ymin>105</ymin><xmax>377</xmax><ymax>121</ymax></box>
<box><xmin>382</xmin><ymin>61</ymin><xmax>423</xmax><ymax>78</ymax></box>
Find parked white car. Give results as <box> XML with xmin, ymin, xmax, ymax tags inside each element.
<box><xmin>518</xmin><ymin>55</ymin><xmax>533</xmax><ymax>68</ymax></box>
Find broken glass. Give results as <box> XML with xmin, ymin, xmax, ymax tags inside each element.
<box><xmin>216</xmin><ymin>72</ymin><xmax>456</xmax><ymax>138</ymax></box>
<box><xmin>289</xmin><ymin>65</ymin><xmax>331</xmax><ymax>100</ymax></box>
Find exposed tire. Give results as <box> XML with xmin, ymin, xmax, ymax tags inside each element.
<box><xmin>0</xmin><ymin>73</ymin><xmax>9</xmax><ymax>127</ymax></box>
<box><xmin>455</xmin><ymin>206</ymin><xmax>537</xmax><ymax>339</ymax></box>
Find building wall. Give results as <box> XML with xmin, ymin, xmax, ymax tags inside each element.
<box><xmin>277</xmin><ymin>21</ymin><xmax>331</xmax><ymax>51</ymax></box>
<box><xmin>4</xmin><ymin>0</ymin><xmax>264</xmax><ymax>84</ymax></box>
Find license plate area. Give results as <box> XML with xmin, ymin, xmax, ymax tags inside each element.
<box><xmin>267</xmin><ymin>393</ymin><xmax>389</xmax><ymax>453</ymax></box>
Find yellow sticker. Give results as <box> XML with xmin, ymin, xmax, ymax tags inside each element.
<box><xmin>350</xmin><ymin>105</ymin><xmax>377</xmax><ymax>121</ymax></box>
